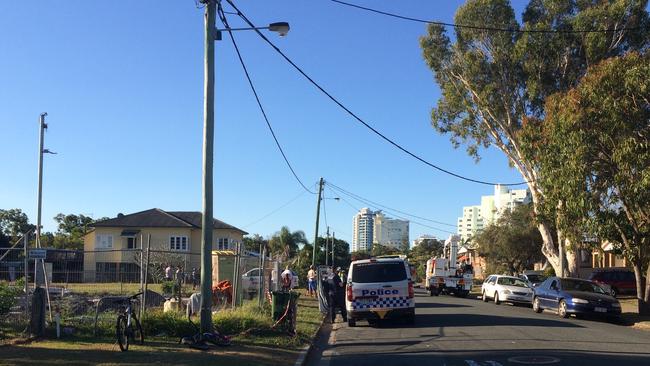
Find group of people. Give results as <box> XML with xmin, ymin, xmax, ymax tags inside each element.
<box><xmin>164</xmin><ymin>264</ymin><xmax>200</xmax><ymax>290</ymax></box>
<box><xmin>306</xmin><ymin>265</ymin><xmax>347</xmax><ymax>323</ymax></box>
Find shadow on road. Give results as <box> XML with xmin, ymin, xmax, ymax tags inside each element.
<box><xmin>373</xmin><ymin>313</ymin><xmax>584</xmax><ymax>329</ymax></box>
<box><xmin>319</xmin><ymin>348</ymin><xmax>650</xmax><ymax>366</ymax></box>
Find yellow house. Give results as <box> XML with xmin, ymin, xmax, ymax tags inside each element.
<box><xmin>82</xmin><ymin>208</ymin><xmax>247</xmax><ymax>282</ymax></box>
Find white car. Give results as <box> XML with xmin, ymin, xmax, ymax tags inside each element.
<box><xmin>481</xmin><ymin>275</ymin><xmax>534</xmax><ymax>305</ymax></box>
<box><xmin>345</xmin><ymin>257</ymin><xmax>415</xmax><ymax>327</ymax></box>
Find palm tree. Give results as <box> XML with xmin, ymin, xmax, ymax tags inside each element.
<box><xmin>268</xmin><ymin>226</ymin><xmax>308</xmax><ymax>261</ymax></box>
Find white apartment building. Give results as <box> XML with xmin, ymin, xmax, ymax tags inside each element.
<box><xmin>352</xmin><ymin>208</ymin><xmax>374</xmax><ymax>252</ymax></box>
<box><xmin>457</xmin><ymin>185</ymin><xmax>531</xmax><ymax>241</ymax></box>
<box><xmin>373</xmin><ymin>212</ymin><xmax>409</xmax><ymax>249</ymax></box>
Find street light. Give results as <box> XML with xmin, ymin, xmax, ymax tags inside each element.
<box><xmin>198</xmin><ymin>0</ymin><xmax>289</xmax><ymax>333</ymax></box>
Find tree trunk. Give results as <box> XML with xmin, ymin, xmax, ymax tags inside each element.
<box><xmin>529</xmin><ymin>189</ymin><xmax>561</xmax><ymax>275</ymax></box>
<box><xmin>566</xmin><ymin>242</ymin><xmax>580</xmax><ymax>278</ymax></box>
<box><xmin>634</xmin><ymin>264</ymin><xmax>650</xmax><ymax>315</ymax></box>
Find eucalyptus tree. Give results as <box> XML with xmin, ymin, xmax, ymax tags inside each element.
<box><xmin>420</xmin><ymin>0</ymin><xmax>649</xmax><ymax>275</ymax></box>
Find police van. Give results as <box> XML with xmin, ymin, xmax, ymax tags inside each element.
<box><xmin>345</xmin><ymin>257</ymin><xmax>415</xmax><ymax>326</ymax></box>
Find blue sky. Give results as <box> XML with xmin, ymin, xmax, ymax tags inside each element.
<box><xmin>0</xmin><ymin>1</ymin><xmax>528</xmax><ymax>245</ymax></box>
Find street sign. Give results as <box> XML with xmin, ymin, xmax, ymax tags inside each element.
<box><xmin>29</xmin><ymin>249</ymin><xmax>47</xmax><ymax>260</ymax></box>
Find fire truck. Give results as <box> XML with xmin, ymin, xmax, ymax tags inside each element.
<box><xmin>425</xmin><ymin>235</ymin><xmax>473</xmax><ymax>297</ymax></box>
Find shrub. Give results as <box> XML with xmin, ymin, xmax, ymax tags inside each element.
<box><xmin>0</xmin><ymin>282</ymin><xmax>21</xmax><ymax>317</ymax></box>
<box><xmin>161</xmin><ymin>281</ymin><xmax>175</xmax><ymax>294</ymax></box>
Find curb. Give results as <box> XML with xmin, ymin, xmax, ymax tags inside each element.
<box><xmin>294</xmin><ymin>314</ymin><xmax>327</xmax><ymax>366</ymax></box>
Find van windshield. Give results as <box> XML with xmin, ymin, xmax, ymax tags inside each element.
<box><xmin>352</xmin><ymin>262</ymin><xmax>407</xmax><ymax>283</ymax></box>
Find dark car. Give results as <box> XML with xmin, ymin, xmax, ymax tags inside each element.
<box><xmin>588</xmin><ymin>268</ymin><xmax>636</xmax><ymax>297</ymax></box>
<box><xmin>532</xmin><ymin>277</ymin><xmax>621</xmax><ymax>319</ymax></box>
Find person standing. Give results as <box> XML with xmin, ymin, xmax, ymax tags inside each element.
<box><xmin>327</xmin><ymin>270</ymin><xmax>347</xmax><ymax>323</ymax></box>
<box><xmin>307</xmin><ymin>265</ymin><xmax>317</xmax><ymax>297</ymax></box>
<box><xmin>174</xmin><ymin>266</ymin><xmax>184</xmax><ymax>300</ymax></box>
<box><xmin>191</xmin><ymin>268</ymin><xmax>198</xmax><ymax>291</ymax></box>
<box><xmin>165</xmin><ymin>264</ymin><xmax>172</xmax><ymax>281</ymax></box>
<box><xmin>280</xmin><ymin>266</ymin><xmax>294</xmax><ymax>291</ymax></box>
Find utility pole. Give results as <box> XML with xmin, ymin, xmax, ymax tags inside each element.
<box><xmin>199</xmin><ymin>0</ymin><xmax>216</xmax><ymax>334</ymax></box>
<box><xmin>332</xmin><ymin>232</ymin><xmax>335</xmax><ymax>268</ymax></box>
<box><xmin>36</xmin><ymin>113</ymin><xmax>47</xmax><ymax>251</ymax></box>
<box><xmin>325</xmin><ymin>227</ymin><xmax>330</xmax><ymax>266</ymax></box>
<box><xmin>312</xmin><ymin>177</ymin><xmax>324</xmax><ymax>267</ymax></box>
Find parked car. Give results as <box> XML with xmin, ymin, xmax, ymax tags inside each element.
<box><xmin>481</xmin><ymin>275</ymin><xmax>534</xmax><ymax>305</ymax></box>
<box><xmin>532</xmin><ymin>277</ymin><xmax>621</xmax><ymax>319</ymax></box>
<box><xmin>241</xmin><ymin>268</ymin><xmax>299</xmax><ymax>299</ymax></box>
<box><xmin>588</xmin><ymin>268</ymin><xmax>636</xmax><ymax>297</ymax></box>
<box><xmin>345</xmin><ymin>257</ymin><xmax>415</xmax><ymax>327</ymax></box>
<box><xmin>519</xmin><ymin>271</ymin><xmax>547</xmax><ymax>287</ymax></box>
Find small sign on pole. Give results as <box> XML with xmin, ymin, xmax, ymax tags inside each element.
<box><xmin>29</xmin><ymin>249</ymin><xmax>47</xmax><ymax>260</ymax></box>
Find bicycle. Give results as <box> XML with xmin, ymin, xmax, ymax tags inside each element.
<box><xmin>115</xmin><ymin>292</ymin><xmax>144</xmax><ymax>351</ymax></box>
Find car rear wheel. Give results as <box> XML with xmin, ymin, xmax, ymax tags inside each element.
<box><xmin>558</xmin><ymin>299</ymin><xmax>569</xmax><ymax>318</ymax></box>
<box><xmin>482</xmin><ymin>291</ymin><xmax>488</xmax><ymax>302</ymax></box>
<box><xmin>347</xmin><ymin>318</ymin><xmax>356</xmax><ymax>327</ymax></box>
<box><xmin>532</xmin><ymin>297</ymin><xmax>542</xmax><ymax>313</ymax></box>
<box><xmin>494</xmin><ymin>292</ymin><xmax>500</xmax><ymax>305</ymax></box>
<box><xmin>611</xmin><ymin>287</ymin><xmax>618</xmax><ymax>298</ymax></box>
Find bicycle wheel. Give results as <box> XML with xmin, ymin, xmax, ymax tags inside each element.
<box><xmin>132</xmin><ymin>313</ymin><xmax>144</xmax><ymax>345</ymax></box>
<box><xmin>116</xmin><ymin>315</ymin><xmax>129</xmax><ymax>351</ymax></box>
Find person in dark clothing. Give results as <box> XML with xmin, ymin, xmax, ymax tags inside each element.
<box><xmin>327</xmin><ymin>271</ymin><xmax>347</xmax><ymax>323</ymax></box>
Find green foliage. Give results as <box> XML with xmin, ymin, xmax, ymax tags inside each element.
<box><xmin>161</xmin><ymin>280</ymin><xmax>175</xmax><ymax>294</ymax></box>
<box><xmin>0</xmin><ymin>209</ymin><xmax>34</xmax><ymax>239</ymax></box>
<box><xmin>243</xmin><ymin>234</ymin><xmax>267</xmax><ymax>253</ymax></box>
<box><xmin>0</xmin><ymin>282</ymin><xmax>21</xmax><ymax>317</ymax></box>
<box><xmin>268</xmin><ymin>226</ymin><xmax>308</xmax><ymax>260</ymax></box>
<box><xmin>527</xmin><ymin>51</ymin><xmax>650</xmax><ymax>300</ymax></box>
<box><xmin>475</xmin><ymin>204</ymin><xmax>544</xmax><ymax>275</ymax></box>
<box><xmin>409</xmin><ymin>238</ymin><xmax>445</xmax><ymax>280</ymax></box>
<box><xmin>419</xmin><ymin>0</ymin><xmax>650</xmax><ymax>273</ymax></box>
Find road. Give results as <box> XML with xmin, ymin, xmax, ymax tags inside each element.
<box><xmin>307</xmin><ymin>289</ymin><xmax>650</xmax><ymax>366</ymax></box>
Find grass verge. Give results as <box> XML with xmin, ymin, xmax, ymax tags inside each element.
<box><xmin>0</xmin><ymin>289</ymin><xmax>324</xmax><ymax>366</ymax></box>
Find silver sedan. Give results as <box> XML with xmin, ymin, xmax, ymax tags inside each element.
<box><xmin>481</xmin><ymin>275</ymin><xmax>534</xmax><ymax>305</ymax></box>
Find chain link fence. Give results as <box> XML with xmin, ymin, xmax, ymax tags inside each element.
<box><xmin>0</xmin><ymin>243</ymin><xmax>289</xmax><ymax>339</ymax></box>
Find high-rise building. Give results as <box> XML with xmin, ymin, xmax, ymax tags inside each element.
<box><xmin>457</xmin><ymin>185</ymin><xmax>531</xmax><ymax>241</ymax></box>
<box><xmin>373</xmin><ymin>211</ymin><xmax>409</xmax><ymax>249</ymax></box>
<box><xmin>352</xmin><ymin>208</ymin><xmax>374</xmax><ymax>252</ymax></box>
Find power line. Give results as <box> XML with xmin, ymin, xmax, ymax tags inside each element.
<box><xmin>330</xmin><ymin>0</ymin><xmax>644</xmax><ymax>34</ymax></box>
<box><xmin>218</xmin><ymin>6</ymin><xmax>316</xmax><ymax>194</ymax></box>
<box><xmin>327</xmin><ymin>182</ymin><xmax>457</xmax><ymax>235</ymax></box>
<box><xmin>327</xmin><ymin>181</ymin><xmax>457</xmax><ymax>227</ymax></box>
<box><xmin>242</xmin><ymin>188</ymin><xmax>311</xmax><ymax>229</ymax></box>
<box><xmin>224</xmin><ymin>0</ymin><xmax>527</xmax><ymax>187</ymax></box>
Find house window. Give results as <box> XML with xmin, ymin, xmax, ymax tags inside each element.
<box><xmin>96</xmin><ymin>234</ymin><xmax>113</xmax><ymax>249</ymax></box>
<box><xmin>217</xmin><ymin>238</ymin><xmax>229</xmax><ymax>250</ymax></box>
<box><xmin>170</xmin><ymin>236</ymin><xmax>188</xmax><ymax>251</ymax></box>
<box><xmin>126</xmin><ymin>237</ymin><xmax>137</xmax><ymax>249</ymax></box>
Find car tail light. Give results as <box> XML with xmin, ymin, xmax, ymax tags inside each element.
<box><xmin>408</xmin><ymin>281</ymin><xmax>414</xmax><ymax>298</ymax></box>
<box><xmin>347</xmin><ymin>284</ymin><xmax>354</xmax><ymax>301</ymax></box>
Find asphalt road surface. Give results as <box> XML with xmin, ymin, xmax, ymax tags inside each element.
<box><xmin>307</xmin><ymin>288</ymin><xmax>650</xmax><ymax>366</ymax></box>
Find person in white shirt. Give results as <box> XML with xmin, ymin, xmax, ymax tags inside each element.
<box><xmin>281</xmin><ymin>266</ymin><xmax>294</xmax><ymax>291</ymax></box>
<box><xmin>307</xmin><ymin>265</ymin><xmax>317</xmax><ymax>297</ymax></box>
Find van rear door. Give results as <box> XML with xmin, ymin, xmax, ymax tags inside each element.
<box><xmin>350</xmin><ymin>261</ymin><xmax>410</xmax><ymax>310</ymax></box>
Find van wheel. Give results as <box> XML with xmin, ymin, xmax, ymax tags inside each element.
<box><xmin>482</xmin><ymin>291</ymin><xmax>488</xmax><ymax>302</ymax></box>
<box><xmin>347</xmin><ymin>318</ymin><xmax>356</xmax><ymax>327</ymax></box>
<box><xmin>494</xmin><ymin>293</ymin><xmax>500</xmax><ymax>305</ymax></box>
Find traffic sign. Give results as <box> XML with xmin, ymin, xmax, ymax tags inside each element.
<box><xmin>29</xmin><ymin>249</ymin><xmax>47</xmax><ymax>260</ymax></box>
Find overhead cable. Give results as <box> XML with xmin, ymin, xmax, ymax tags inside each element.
<box><xmin>327</xmin><ymin>181</ymin><xmax>457</xmax><ymax>227</ymax></box>
<box><xmin>330</xmin><ymin>0</ymin><xmax>644</xmax><ymax>34</ymax></box>
<box><xmin>225</xmin><ymin>0</ymin><xmax>527</xmax><ymax>186</ymax></box>
<box><xmin>218</xmin><ymin>6</ymin><xmax>316</xmax><ymax>194</ymax></box>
